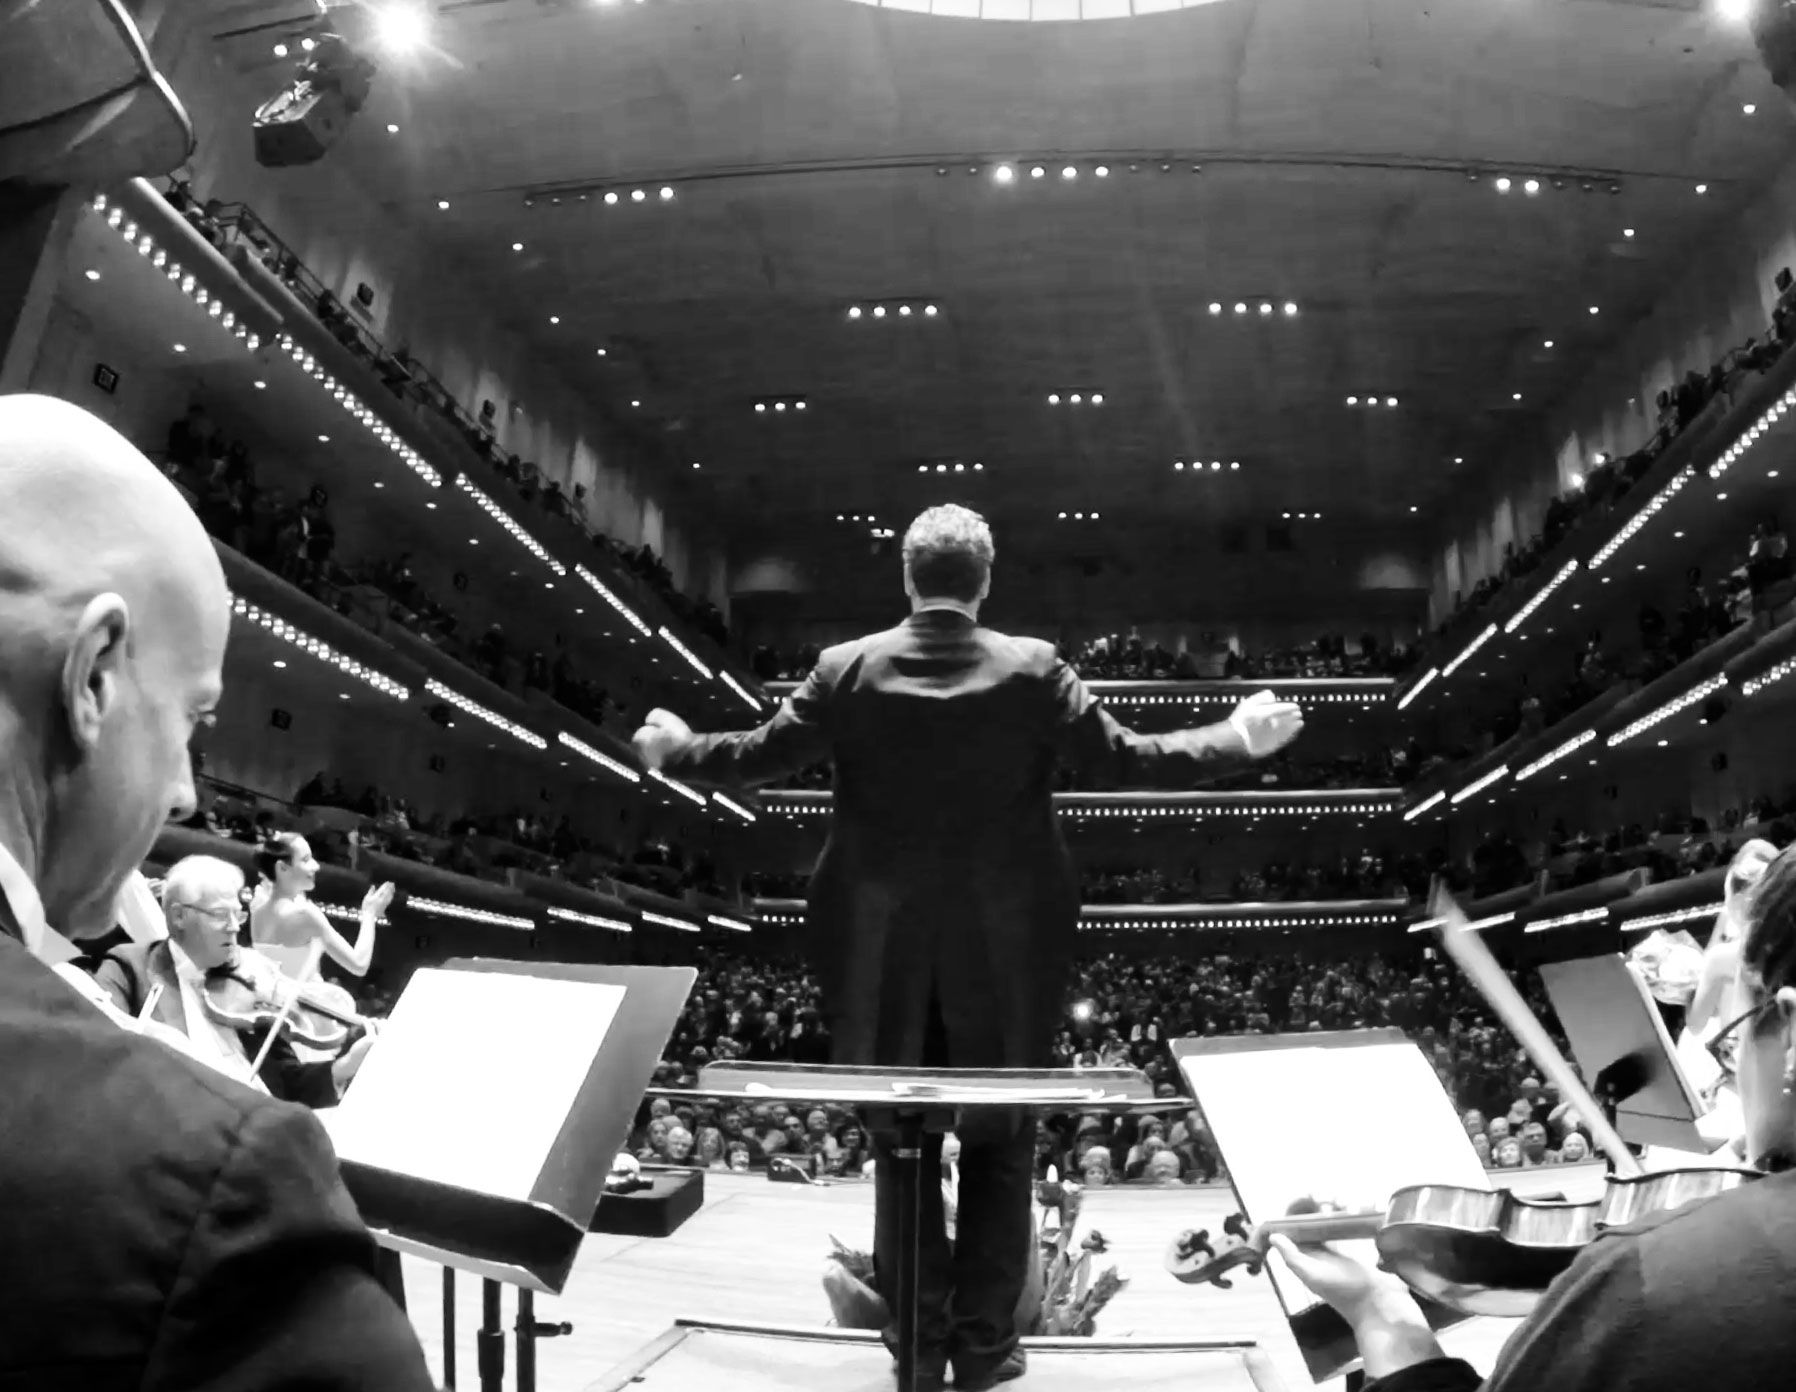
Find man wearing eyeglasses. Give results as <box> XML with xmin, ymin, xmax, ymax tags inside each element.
<box><xmin>85</xmin><ymin>855</ymin><xmax>373</xmax><ymax>1105</ymax></box>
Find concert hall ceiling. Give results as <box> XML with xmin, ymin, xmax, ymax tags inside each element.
<box><xmin>211</xmin><ymin>0</ymin><xmax>1794</xmax><ymax>549</ymax></box>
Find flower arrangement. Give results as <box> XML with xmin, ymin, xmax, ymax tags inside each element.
<box><xmin>822</xmin><ymin>1177</ymin><xmax>1127</xmax><ymax>1337</ymax></box>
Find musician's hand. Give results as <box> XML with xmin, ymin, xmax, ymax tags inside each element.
<box><xmin>1269</xmin><ymin>1235</ymin><xmax>1442</xmax><ymax>1379</ymax></box>
<box><xmin>632</xmin><ymin>708</ymin><xmax>692</xmax><ymax>770</ymax></box>
<box><xmin>1228</xmin><ymin>690</ymin><xmax>1304</xmax><ymax>758</ymax></box>
<box><xmin>331</xmin><ymin>1032</ymin><xmax>376</xmax><ymax>1094</ymax></box>
<box><xmin>363</xmin><ymin>882</ymin><xmax>396</xmax><ymax>919</ymax></box>
<box><xmin>1267</xmin><ymin>1234</ymin><xmax>1393</xmax><ymax>1325</ymax></box>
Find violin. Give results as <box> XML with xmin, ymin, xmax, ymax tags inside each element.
<box><xmin>1165</xmin><ymin>1167</ymin><xmax>1759</xmax><ymax>1316</ymax></box>
<box><xmin>200</xmin><ymin>951</ymin><xmax>373</xmax><ymax>1052</ymax></box>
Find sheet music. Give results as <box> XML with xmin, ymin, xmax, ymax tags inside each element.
<box><xmin>320</xmin><ymin>967</ymin><xmax>625</xmax><ymax>1202</ymax></box>
<box><xmin>1179</xmin><ymin>1039</ymin><xmax>1487</xmax><ymax>1320</ymax></box>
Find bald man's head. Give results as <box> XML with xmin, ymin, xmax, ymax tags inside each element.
<box><xmin>0</xmin><ymin>394</ymin><xmax>230</xmax><ymax>935</ymax></box>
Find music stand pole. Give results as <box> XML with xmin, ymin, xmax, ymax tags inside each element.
<box><xmin>514</xmin><ymin>1288</ymin><xmax>573</xmax><ymax>1392</ymax></box>
<box><xmin>478</xmin><ymin>1280</ymin><xmax>505</xmax><ymax>1392</ymax></box>
<box><xmin>894</xmin><ymin>1110</ymin><xmax>923</xmax><ymax>1392</ymax></box>
<box><xmin>442</xmin><ymin>1267</ymin><xmax>457</xmax><ymax>1389</ymax></box>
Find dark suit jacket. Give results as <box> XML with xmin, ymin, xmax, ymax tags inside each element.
<box><xmin>661</xmin><ymin>609</ymin><xmax>1247</xmax><ymax>1067</ymax></box>
<box><xmin>86</xmin><ymin>939</ymin><xmax>339</xmax><ymax>1111</ymax></box>
<box><xmin>0</xmin><ymin>892</ymin><xmax>434</xmax><ymax>1391</ymax></box>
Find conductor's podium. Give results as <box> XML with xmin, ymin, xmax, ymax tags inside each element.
<box><xmin>584</xmin><ymin>1324</ymin><xmax>1290</xmax><ymax>1392</ymax></box>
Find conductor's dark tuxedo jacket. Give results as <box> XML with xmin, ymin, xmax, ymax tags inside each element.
<box><xmin>0</xmin><ymin>892</ymin><xmax>434</xmax><ymax>1391</ymax></box>
<box><xmin>662</xmin><ymin>609</ymin><xmax>1247</xmax><ymax>1067</ymax></box>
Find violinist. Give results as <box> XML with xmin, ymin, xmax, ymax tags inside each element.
<box><xmin>86</xmin><ymin>855</ymin><xmax>374</xmax><ymax>1106</ymax></box>
<box><xmin>1270</xmin><ymin>846</ymin><xmax>1796</xmax><ymax>1392</ymax></box>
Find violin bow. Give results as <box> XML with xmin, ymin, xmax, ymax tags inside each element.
<box><xmin>247</xmin><ymin>939</ymin><xmax>326</xmax><ymax>1078</ymax></box>
<box><xmin>1428</xmin><ymin>882</ymin><xmax>1643</xmax><ymax>1179</ymax></box>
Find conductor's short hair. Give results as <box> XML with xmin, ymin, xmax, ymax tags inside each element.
<box><xmin>903</xmin><ymin>504</ymin><xmax>994</xmax><ymax>604</ymax></box>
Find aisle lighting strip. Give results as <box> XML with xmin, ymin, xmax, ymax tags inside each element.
<box><xmin>1441</xmin><ymin>625</ymin><xmax>1497</xmax><ymax>678</ymax></box>
<box><xmin>1711</xmin><ymin>387</ymin><xmax>1796</xmax><ymax>481</ymax></box>
<box><xmin>1620</xmin><ymin>902</ymin><xmax>1725</xmax><ymax>932</ymax></box>
<box><xmin>547</xmin><ymin>905</ymin><xmax>633</xmax><ymax>932</ymax></box>
<box><xmin>1516</xmin><ymin>730</ymin><xmax>1595</xmax><ymax>781</ymax></box>
<box><xmin>1505</xmin><ymin>559</ymin><xmax>1580</xmax><ymax>635</ymax></box>
<box><xmin>1588</xmin><ymin>465</ymin><xmax>1695</xmax><ymax>570</ymax></box>
<box><xmin>575</xmin><ymin>565</ymin><xmax>652</xmax><ymax>635</ymax></box>
<box><xmin>720</xmin><ymin>671</ymin><xmax>764</xmax><ymax>711</ymax></box>
<box><xmin>456</xmin><ymin>477</ymin><xmax>565</xmax><ymax>576</ymax></box>
<box><xmin>1450</xmin><ymin>766</ymin><xmax>1509</xmax><ymax>804</ymax></box>
<box><xmin>1743</xmin><ymin>655</ymin><xmax>1796</xmax><ymax>697</ymax></box>
<box><xmin>409</xmin><ymin>896</ymin><xmax>535</xmax><ymax>930</ymax></box>
<box><xmin>658</xmin><ymin>626</ymin><xmax>714</xmax><ymax>679</ymax></box>
<box><xmin>232</xmin><ymin>598</ymin><xmax>410</xmax><ymax>699</ymax></box>
<box><xmin>424</xmin><ymin>679</ymin><xmax>548</xmax><ymax>749</ymax></box>
<box><xmin>1525</xmin><ymin>906</ymin><xmax>1610</xmax><ymax>934</ymax></box>
<box><xmin>641</xmin><ymin>910</ymin><xmax>699</xmax><ymax>932</ymax></box>
<box><xmin>1409</xmin><ymin>910</ymin><xmax>1515</xmax><ymax>934</ymax></box>
<box><xmin>648</xmin><ymin>768</ymin><xmax>708</xmax><ymax>807</ymax></box>
<box><xmin>1397</xmin><ymin>668</ymin><xmax>1439</xmax><ymax>711</ymax></box>
<box><xmin>1606</xmin><ymin>674</ymin><xmax>1726</xmax><ymax>747</ymax></box>
<box><xmin>713</xmin><ymin>792</ymin><xmax>757</xmax><ymax>822</ymax></box>
<box><xmin>274</xmin><ymin>333</ymin><xmax>440</xmax><ymax>489</ymax></box>
<box><xmin>707</xmin><ymin>914</ymin><xmax>754</xmax><ymax>932</ymax></box>
<box><xmin>557</xmin><ymin>731</ymin><xmax>641</xmax><ymax>782</ymax></box>
<box><xmin>92</xmin><ymin>192</ymin><xmax>265</xmax><ymax>356</ymax></box>
<box><xmin>1403</xmin><ymin>790</ymin><xmax>1446</xmax><ymax>822</ymax></box>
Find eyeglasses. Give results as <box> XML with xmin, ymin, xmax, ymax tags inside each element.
<box><xmin>1706</xmin><ymin>999</ymin><xmax>1773</xmax><ymax>1080</ymax></box>
<box><xmin>172</xmin><ymin>902</ymin><xmax>247</xmax><ymax>927</ymax></box>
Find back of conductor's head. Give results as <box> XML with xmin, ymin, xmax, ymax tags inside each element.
<box><xmin>902</xmin><ymin>503</ymin><xmax>994</xmax><ymax>610</ymax></box>
<box><xmin>0</xmin><ymin>394</ymin><xmax>231</xmax><ymax>937</ymax></box>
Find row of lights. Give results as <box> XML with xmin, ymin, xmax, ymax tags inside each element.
<box><xmin>1711</xmin><ymin>384</ymin><xmax>1796</xmax><ymax>481</ymax></box>
<box><xmin>708</xmin><ymin>914</ymin><xmax>754</xmax><ymax>933</ymax></box>
<box><xmin>847</xmin><ymin>303</ymin><xmax>940</xmax><ymax>320</ymax></box>
<box><xmin>719</xmin><ymin>672</ymin><xmax>763</xmax><ymax>711</ymax></box>
<box><xmin>658</xmin><ymin>625</ymin><xmax>714</xmax><ymax>680</ymax></box>
<box><xmin>1516</xmin><ymin>729</ymin><xmax>1595</xmax><ymax>781</ymax></box>
<box><xmin>1525</xmin><ymin>906</ymin><xmax>1611</xmax><ymax>935</ymax></box>
<box><xmin>1402</xmin><ymin>790</ymin><xmax>1446</xmax><ymax>822</ymax></box>
<box><xmin>1619</xmin><ymin>903</ymin><xmax>1725</xmax><ymax>933</ymax></box>
<box><xmin>1174</xmin><ymin>460</ymin><xmax>1241</xmax><ymax>472</ymax></box>
<box><xmin>918</xmin><ymin>461</ymin><xmax>985</xmax><ymax>473</ymax></box>
<box><xmin>1047</xmin><ymin>391</ymin><xmax>1104</xmax><ymax>405</ymax></box>
<box><xmin>522</xmin><ymin>187</ymin><xmax>676</xmax><ymax>207</ymax></box>
<box><xmin>1209</xmin><ymin>301</ymin><xmax>1299</xmax><ymax>318</ymax></box>
<box><xmin>1468</xmin><ymin>169</ymin><xmax>1622</xmax><ymax>196</ymax></box>
<box><xmin>1743</xmin><ymin>653</ymin><xmax>1796</xmax><ymax>697</ymax></box>
<box><xmin>1057</xmin><ymin>511</ymin><xmax>1102</xmax><ymax>520</ymax></box>
<box><xmin>267</xmin><ymin>331</ymin><xmax>439</xmax><ymax>489</ymax></box>
<box><xmin>576</xmin><ymin>564</ymin><xmax>652</xmax><ymax>636</ymax></box>
<box><xmin>1280</xmin><ymin>511</ymin><xmax>1323</xmax><ymax>521</ymax></box>
<box><xmin>754</xmin><ymin>398</ymin><xmax>808</xmax><ymax>413</ymax></box>
<box><xmin>1441</xmin><ymin>623</ymin><xmax>1498</xmax><ymax>678</ymax></box>
<box><xmin>1089</xmin><ymin>913</ymin><xmax>1403</xmax><ymax>932</ymax></box>
<box><xmin>647</xmin><ymin>768</ymin><xmax>708</xmax><ymax>808</ymax></box>
<box><xmin>409</xmin><ymin>896</ymin><xmax>536</xmax><ymax>931</ymax></box>
<box><xmin>232</xmin><ymin>597</ymin><xmax>409</xmax><ymax>699</ymax></box>
<box><xmin>1099</xmin><ymin>689</ymin><xmax>1386</xmax><ymax>707</ymax></box>
<box><xmin>1409</xmin><ymin>910</ymin><xmax>1515</xmax><ymax>934</ymax></box>
<box><xmin>456</xmin><ymin>476</ymin><xmax>565</xmax><ymax>577</ymax></box>
<box><xmin>558</xmin><ymin>731</ymin><xmax>640</xmax><ymax>784</ymax></box>
<box><xmin>640</xmin><ymin>910</ymin><xmax>698</xmax><ymax>933</ymax></box>
<box><xmin>990</xmin><ymin>160</ymin><xmax>1196</xmax><ymax>184</ymax></box>
<box><xmin>1396</xmin><ymin>668</ymin><xmax>1439</xmax><ymax>711</ymax></box>
<box><xmin>425</xmin><ymin>679</ymin><xmax>549</xmax><ymax>751</ymax></box>
<box><xmin>92</xmin><ymin>195</ymin><xmax>270</xmax><ymax>355</ymax></box>
<box><xmin>547</xmin><ymin>906</ymin><xmax>633</xmax><ymax>932</ymax></box>
<box><xmin>1345</xmin><ymin>395</ymin><xmax>1400</xmax><ymax>409</ymax></box>
<box><xmin>1607</xmin><ymin>674</ymin><xmax>1727</xmax><ymax>747</ymax></box>
<box><xmin>1588</xmin><ymin>464</ymin><xmax>1696</xmax><ymax>569</ymax></box>
<box><xmin>761</xmin><ymin>791</ymin><xmax>1397</xmax><ymax>818</ymax></box>
<box><xmin>1449</xmin><ymin>765</ymin><xmax>1510</xmax><ymax>805</ymax></box>
<box><xmin>1505</xmin><ymin>559</ymin><xmax>1580</xmax><ymax>636</ymax></box>
<box><xmin>714</xmin><ymin>793</ymin><xmax>757</xmax><ymax>823</ymax></box>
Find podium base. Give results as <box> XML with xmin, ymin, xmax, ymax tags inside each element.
<box><xmin>581</xmin><ymin>1322</ymin><xmax>1289</xmax><ymax>1392</ymax></box>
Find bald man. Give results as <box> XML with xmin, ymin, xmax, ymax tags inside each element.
<box><xmin>0</xmin><ymin>395</ymin><xmax>433</xmax><ymax>1389</ymax></box>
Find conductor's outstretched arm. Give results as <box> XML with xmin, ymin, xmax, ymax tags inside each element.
<box><xmin>635</xmin><ymin>662</ymin><xmax>835</xmax><ymax>786</ymax></box>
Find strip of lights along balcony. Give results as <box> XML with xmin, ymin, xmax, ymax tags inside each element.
<box><xmin>1409</xmin><ymin>910</ymin><xmax>1515</xmax><ymax>934</ymax></box>
<box><xmin>1525</xmin><ymin>906</ymin><xmax>1611</xmax><ymax>934</ymax></box>
<box><xmin>1087</xmin><ymin>680</ymin><xmax>1391</xmax><ymax>711</ymax></box>
<box><xmin>1617</xmin><ymin>902</ymin><xmax>1725</xmax><ymax>932</ymax></box>
<box><xmin>713</xmin><ymin>792</ymin><xmax>757</xmax><ymax>823</ymax></box>
<box><xmin>275</xmin><ymin>333</ymin><xmax>441</xmax><ymax>489</ymax></box>
<box><xmin>91</xmin><ymin>192</ymin><xmax>266</xmax><ymax>358</ymax></box>
<box><xmin>640</xmin><ymin>910</ymin><xmax>698</xmax><ymax>932</ymax></box>
<box><xmin>1516</xmin><ymin>729</ymin><xmax>1596</xmax><ymax>781</ymax></box>
<box><xmin>648</xmin><ymin>769</ymin><xmax>708</xmax><ymax>807</ymax></box>
<box><xmin>408</xmin><ymin>896</ymin><xmax>536</xmax><ymax>930</ymax></box>
<box><xmin>576</xmin><ymin>564</ymin><xmax>652</xmax><ymax>635</ymax></box>
<box><xmin>1710</xmin><ymin>385</ymin><xmax>1796</xmax><ymax>481</ymax></box>
<box><xmin>659</xmin><ymin>625</ymin><xmax>713</xmax><ymax>679</ymax></box>
<box><xmin>557</xmin><ymin>731</ymin><xmax>640</xmax><ymax>783</ymax></box>
<box><xmin>1397</xmin><ymin>668</ymin><xmax>1439</xmax><ymax>711</ymax></box>
<box><xmin>719</xmin><ymin>671</ymin><xmax>763</xmax><ymax>711</ymax></box>
<box><xmin>1606</xmin><ymin>674</ymin><xmax>1727</xmax><ymax>748</ymax></box>
<box><xmin>1504</xmin><ymin>559</ymin><xmax>1580</xmax><ymax>636</ymax></box>
<box><xmin>754</xmin><ymin>900</ymin><xmax>1404</xmax><ymax>931</ymax></box>
<box><xmin>707</xmin><ymin>914</ymin><xmax>754</xmax><ymax>932</ymax></box>
<box><xmin>456</xmin><ymin>477</ymin><xmax>565</xmax><ymax>576</ymax></box>
<box><xmin>759</xmin><ymin>789</ymin><xmax>1398</xmax><ymax>820</ymax></box>
<box><xmin>425</xmin><ymin>678</ymin><xmax>548</xmax><ymax>750</ymax></box>
<box><xmin>1743</xmin><ymin>653</ymin><xmax>1796</xmax><ymax>697</ymax></box>
<box><xmin>232</xmin><ymin>598</ymin><xmax>410</xmax><ymax>699</ymax></box>
<box><xmin>1403</xmin><ymin>790</ymin><xmax>1446</xmax><ymax>822</ymax></box>
<box><xmin>547</xmin><ymin>905</ymin><xmax>633</xmax><ymax>932</ymax></box>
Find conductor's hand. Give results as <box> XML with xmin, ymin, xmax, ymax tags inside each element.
<box><xmin>632</xmin><ymin>708</ymin><xmax>693</xmax><ymax>770</ymax></box>
<box><xmin>1228</xmin><ymin>690</ymin><xmax>1304</xmax><ymax>758</ymax></box>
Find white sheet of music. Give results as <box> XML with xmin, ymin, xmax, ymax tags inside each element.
<box><xmin>320</xmin><ymin>967</ymin><xmax>625</xmax><ymax>1202</ymax></box>
<box><xmin>1179</xmin><ymin>1039</ymin><xmax>1487</xmax><ymax>1317</ymax></box>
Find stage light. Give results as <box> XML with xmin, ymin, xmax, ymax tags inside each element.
<box><xmin>1716</xmin><ymin>0</ymin><xmax>1754</xmax><ymax>21</ymax></box>
<box><xmin>1061</xmin><ymin>165</ymin><xmax>1077</xmax><ymax>180</ymax></box>
<box><xmin>1523</xmin><ymin>178</ymin><xmax>1540</xmax><ymax>195</ymax></box>
<box><xmin>1623</xmin><ymin>228</ymin><xmax>1635</xmax><ymax>238</ymax></box>
<box><xmin>512</xmin><ymin>241</ymin><xmax>523</xmax><ymax>252</ymax></box>
<box><xmin>631</xmin><ymin>189</ymin><xmax>646</xmax><ymax>202</ymax></box>
<box><xmin>254</xmin><ymin>380</ymin><xmax>267</xmax><ymax>389</ymax></box>
<box><xmin>436</xmin><ymin>199</ymin><xmax>449</xmax><ymax>210</ymax></box>
<box><xmin>274</xmin><ymin>43</ymin><xmax>288</xmax><ymax>57</ymax></box>
<box><xmin>660</xmin><ymin>186</ymin><xmax>674</xmax><ymax>200</ymax></box>
<box><xmin>386</xmin><ymin>122</ymin><xmax>399</xmax><ymax>134</ymax></box>
<box><xmin>1209</xmin><ymin>303</ymin><xmax>1222</xmax><ymax>315</ymax></box>
<box><xmin>1070</xmin><ymin>394</ymin><xmax>1082</xmax><ymax>404</ymax></box>
<box><xmin>1588</xmin><ymin>305</ymin><xmax>1600</xmax><ymax>314</ymax></box>
<box><xmin>84</xmin><ymin>269</ymin><xmax>100</xmax><ymax>281</ymax></box>
<box><xmin>372</xmin><ymin>4</ymin><xmax>430</xmax><ymax>54</ymax></box>
<box><xmin>1090</xmin><ymin>392</ymin><xmax>1104</xmax><ymax>405</ymax></box>
<box><xmin>1259</xmin><ymin>302</ymin><xmax>1273</xmax><ymax>316</ymax></box>
<box><xmin>898</xmin><ymin>305</ymin><xmax>912</xmax><ymax>316</ymax></box>
<box><xmin>848</xmin><ymin>306</ymin><xmax>862</xmax><ymax>319</ymax></box>
<box><xmin>1745</xmin><ymin>102</ymin><xmax>1758</xmax><ymax>114</ymax></box>
<box><xmin>925</xmin><ymin>304</ymin><xmax>938</xmax><ymax>316</ymax></box>
<box><xmin>549</xmin><ymin>315</ymin><xmax>560</xmax><ymax>325</ymax></box>
<box><xmin>172</xmin><ymin>343</ymin><xmax>187</xmax><ymax>354</ymax></box>
<box><xmin>1695</xmin><ymin>183</ymin><xmax>1709</xmax><ymax>195</ymax></box>
<box><xmin>1095</xmin><ymin>165</ymin><xmax>1110</xmax><ymax>177</ymax></box>
<box><xmin>873</xmin><ymin>306</ymin><xmax>886</xmax><ymax>318</ymax></box>
<box><xmin>1283</xmin><ymin>302</ymin><xmax>1298</xmax><ymax>316</ymax></box>
<box><xmin>1544</xmin><ymin>339</ymin><xmax>1554</xmax><ymax>348</ymax></box>
<box><xmin>1386</xmin><ymin>397</ymin><xmax>1398</xmax><ymax>407</ymax></box>
<box><xmin>994</xmin><ymin>164</ymin><xmax>1015</xmax><ymax>184</ymax></box>
<box><xmin>1346</xmin><ymin>396</ymin><xmax>1358</xmax><ymax>405</ymax></box>
<box><xmin>1234</xmin><ymin>302</ymin><xmax>1247</xmax><ymax>315</ymax></box>
<box><xmin>1048</xmin><ymin>393</ymin><xmax>1060</xmax><ymax>404</ymax></box>
<box><xmin>1495</xmin><ymin>177</ymin><xmax>1512</xmax><ymax>193</ymax></box>
<box><xmin>1513</xmin><ymin>392</ymin><xmax>1523</xmax><ymax>401</ymax></box>
<box><xmin>1030</xmin><ymin>165</ymin><xmax>1045</xmax><ymax>179</ymax></box>
<box><xmin>604</xmin><ymin>191</ymin><xmax>619</xmax><ymax>205</ymax></box>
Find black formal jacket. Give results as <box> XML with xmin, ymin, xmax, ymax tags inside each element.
<box><xmin>661</xmin><ymin>610</ymin><xmax>1247</xmax><ymax>1067</ymax></box>
<box><xmin>86</xmin><ymin>939</ymin><xmax>339</xmax><ymax>1110</ymax></box>
<box><xmin>0</xmin><ymin>892</ymin><xmax>435</xmax><ymax>1391</ymax></box>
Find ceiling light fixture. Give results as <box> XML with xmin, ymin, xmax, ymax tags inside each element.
<box><xmin>1623</xmin><ymin>228</ymin><xmax>1635</xmax><ymax>238</ymax></box>
<box><xmin>437</xmin><ymin>199</ymin><xmax>449</xmax><ymax>210</ymax></box>
<box><xmin>511</xmin><ymin>241</ymin><xmax>523</xmax><ymax>252</ymax></box>
<box><xmin>386</xmin><ymin>123</ymin><xmax>399</xmax><ymax>134</ymax></box>
<box><xmin>84</xmin><ymin>269</ymin><xmax>100</xmax><ymax>282</ymax></box>
<box><xmin>994</xmin><ymin>164</ymin><xmax>1015</xmax><ymax>184</ymax></box>
<box><xmin>631</xmin><ymin>189</ymin><xmax>646</xmax><ymax>202</ymax></box>
<box><xmin>1030</xmin><ymin>165</ymin><xmax>1046</xmax><ymax>179</ymax></box>
<box><xmin>1695</xmin><ymin>183</ymin><xmax>1709</xmax><ymax>195</ymax></box>
<box><xmin>1745</xmin><ymin>103</ymin><xmax>1758</xmax><ymax>115</ymax></box>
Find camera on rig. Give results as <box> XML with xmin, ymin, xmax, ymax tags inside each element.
<box><xmin>252</xmin><ymin>6</ymin><xmax>381</xmax><ymax>168</ymax></box>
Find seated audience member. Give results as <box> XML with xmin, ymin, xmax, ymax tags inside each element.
<box><xmin>1271</xmin><ymin>844</ymin><xmax>1796</xmax><ymax>1391</ymax></box>
<box><xmin>0</xmin><ymin>395</ymin><xmax>432</xmax><ymax>1388</ymax></box>
<box><xmin>85</xmin><ymin>856</ymin><xmax>374</xmax><ymax>1105</ymax></box>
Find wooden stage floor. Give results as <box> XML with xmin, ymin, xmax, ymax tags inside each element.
<box><xmin>397</xmin><ymin>1170</ymin><xmax>1590</xmax><ymax>1391</ymax></box>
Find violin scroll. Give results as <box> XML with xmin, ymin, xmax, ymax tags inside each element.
<box><xmin>1164</xmin><ymin>1212</ymin><xmax>1260</xmax><ymax>1288</ymax></box>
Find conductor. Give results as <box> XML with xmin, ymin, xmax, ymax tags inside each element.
<box><xmin>634</xmin><ymin>504</ymin><xmax>1303</xmax><ymax>1390</ymax></box>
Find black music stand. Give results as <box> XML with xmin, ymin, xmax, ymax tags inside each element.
<box><xmin>321</xmin><ymin>959</ymin><xmax>693</xmax><ymax>1392</ymax></box>
<box><xmin>696</xmin><ymin>1061</ymin><xmax>1159</xmax><ymax>1392</ymax></box>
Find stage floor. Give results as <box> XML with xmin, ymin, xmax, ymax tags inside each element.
<box><xmin>398</xmin><ymin>1171</ymin><xmax>1590</xmax><ymax>1391</ymax></box>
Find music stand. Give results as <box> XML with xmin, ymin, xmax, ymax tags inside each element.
<box><xmin>695</xmin><ymin>1061</ymin><xmax>1159</xmax><ymax>1392</ymax></box>
<box><xmin>320</xmin><ymin>959</ymin><xmax>693</xmax><ymax>1392</ymax></box>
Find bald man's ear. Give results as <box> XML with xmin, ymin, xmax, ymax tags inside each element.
<box><xmin>62</xmin><ymin>594</ymin><xmax>132</xmax><ymax>753</ymax></box>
